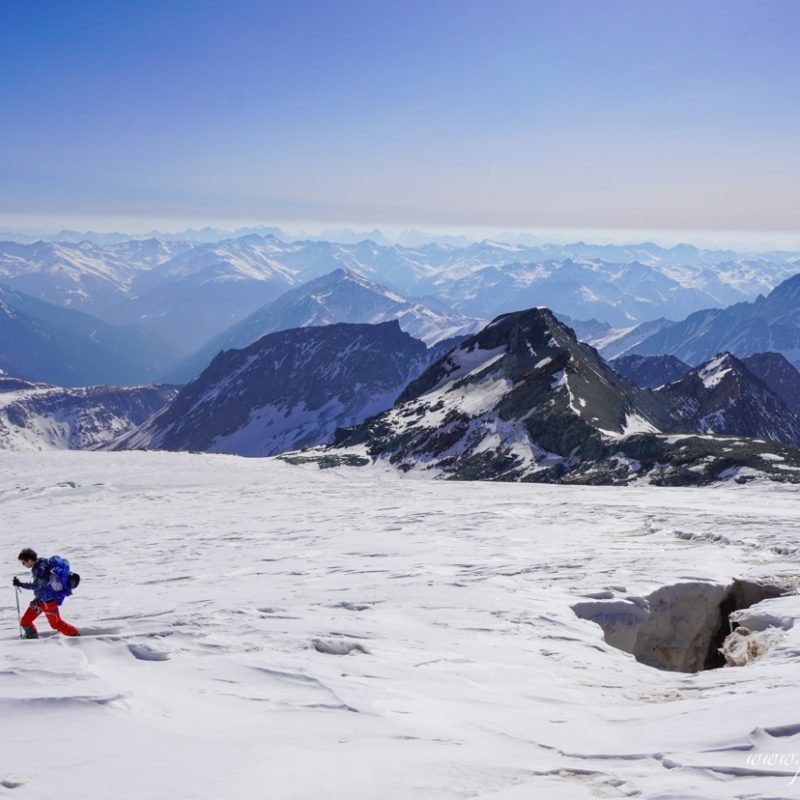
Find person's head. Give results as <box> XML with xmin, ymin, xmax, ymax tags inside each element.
<box><xmin>18</xmin><ymin>548</ymin><xmax>37</xmax><ymax>569</ymax></box>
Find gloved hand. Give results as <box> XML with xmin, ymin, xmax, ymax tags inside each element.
<box><xmin>12</xmin><ymin>577</ymin><xmax>21</xmax><ymax>587</ymax></box>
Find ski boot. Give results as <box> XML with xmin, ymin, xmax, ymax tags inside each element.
<box><xmin>22</xmin><ymin>626</ymin><xmax>38</xmax><ymax>639</ymax></box>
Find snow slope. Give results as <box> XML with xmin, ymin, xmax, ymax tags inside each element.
<box><xmin>0</xmin><ymin>384</ymin><xmax>179</xmax><ymax>450</ymax></box>
<box><xmin>2</xmin><ymin>451</ymin><xmax>800</xmax><ymax>799</ymax></box>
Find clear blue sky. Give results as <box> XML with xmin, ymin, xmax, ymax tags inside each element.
<box><xmin>1</xmin><ymin>0</ymin><xmax>798</xmax><ymax>236</ymax></box>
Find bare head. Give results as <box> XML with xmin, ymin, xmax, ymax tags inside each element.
<box><xmin>17</xmin><ymin>548</ymin><xmax>37</xmax><ymax>569</ymax></box>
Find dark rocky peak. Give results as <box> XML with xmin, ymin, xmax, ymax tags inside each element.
<box><xmin>330</xmin><ymin>308</ymin><xmax>670</xmax><ymax>481</ymax></box>
<box><xmin>655</xmin><ymin>352</ymin><xmax>800</xmax><ymax>446</ymax></box>
<box><xmin>742</xmin><ymin>352</ymin><xmax>800</xmax><ymax>416</ymax></box>
<box><xmin>118</xmin><ymin>321</ymin><xmax>429</xmax><ymax>457</ymax></box>
<box><xmin>397</xmin><ymin>307</ymin><xmax>665</xmax><ymax>432</ymax></box>
<box><xmin>396</xmin><ymin>307</ymin><xmax>567</xmax><ymax>404</ymax></box>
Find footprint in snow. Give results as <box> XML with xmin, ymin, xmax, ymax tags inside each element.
<box><xmin>312</xmin><ymin>639</ymin><xmax>369</xmax><ymax>656</ymax></box>
<box><xmin>128</xmin><ymin>644</ymin><xmax>171</xmax><ymax>661</ymax></box>
<box><xmin>1</xmin><ymin>775</ymin><xmax>28</xmax><ymax>789</ymax></box>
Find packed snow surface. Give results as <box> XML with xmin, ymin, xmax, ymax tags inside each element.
<box><xmin>2</xmin><ymin>451</ymin><xmax>800</xmax><ymax>799</ymax></box>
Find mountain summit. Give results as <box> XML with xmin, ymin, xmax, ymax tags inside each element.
<box><xmin>329</xmin><ymin>308</ymin><xmax>666</xmax><ymax>480</ymax></box>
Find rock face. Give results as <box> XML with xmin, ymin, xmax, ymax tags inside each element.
<box><xmin>741</xmin><ymin>352</ymin><xmax>800</xmax><ymax>416</ymax></box>
<box><xmin>0</xmin><ymin>382</ymin><xmax>179</xmax><ymax>450</ymax></box>
<box><xmin>168</xmin><ymin>268</ymin><xmax>481</xmax><ymax>383</ymax></box>
<box><xmin>0</xmin><ymin>283</ymin><xmax>178</xmax><ymax>387</ymax></box>
<box><xmin>297</xmin><ymin>308</ymin><xmax>800</xmax><ymax>485</ymax></box>
<box><xmin>611</xmin><ymin>354</ymin><xmax>692</xmax><ymax>388</ymax></box>
<box><xmin>654</xmin><ymin>353</ymin><xmax>800</xmax><ymax>446</ymax></box>
<box><xmin>630</xmin><ymin>273</ymin><xmax>800</xmax><ymax>368</ymax></box>
<box><xmin>117</xmin><ymin>321</ymin><xmax>432</xmax><ymax>457</ymax></box>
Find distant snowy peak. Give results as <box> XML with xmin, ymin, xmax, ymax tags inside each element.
<box><xmin>630</xmin><ymin>271</ymin><xmax>800</xmax><ymax>367</ymax></box>
<box><xmin>589</xmin><ymin>318</ymin><xmax>677</xmax><ymax>360</ymax></box>
<box><xmin>116</xmin><ymin>321</ymin><xmax>433</xmax><ymax>457</ymax></box>
<box><xmin>133</xmin><ymin>236</ymin><xmax>298</xmax><ymax>288</ymax></box>
<box><xmin>167</xmin><ymin>268</ymin><xmax>483</xmax><ymax>383</ymax></box>
<box><xmin>0</xmin><ymin>239</ymin><xmax>191</xmax><ymax>315</ymax></box>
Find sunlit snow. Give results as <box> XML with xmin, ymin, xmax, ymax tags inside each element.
<box><xmin>2</xmin><ymin>451</ymin><xmax>800</xmax><ymax>799</ymax></box>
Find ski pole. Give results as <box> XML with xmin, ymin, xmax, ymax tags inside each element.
<box><xmin>14</xmin><ymin>584</ymin><xmax>22</xmax><ymax>639</ymax></box>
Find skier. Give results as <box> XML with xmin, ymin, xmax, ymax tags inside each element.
<box><xmin>12</xmin><ymin>548</ymin><xmax>79</xmax><ymax>639</ymax></box>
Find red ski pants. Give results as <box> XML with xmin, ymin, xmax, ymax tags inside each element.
<box><xmin>21</xmin><ymin>599</ymin><xmax>78</xmax><ymax>636</ymax></box>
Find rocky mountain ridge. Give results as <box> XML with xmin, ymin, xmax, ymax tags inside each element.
<box><xmin>291</xmin><ymin>309</ymin><xmax>800</xmax><ymax>485</ymax></box>
<box><xmin>116</xmin><ymin>321</ymin><xmax>438</xmax><ymax>457</ymax></box>
<box><xmin>0</xmin><ymin>381</ymin><xmax>178</xmax><ymax>450</ymax></box>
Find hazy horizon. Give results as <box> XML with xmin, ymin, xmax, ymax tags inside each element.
<box><xmin>1</xmin><ymin>211</ymin><xmax>800</xmax><ymax>252</ymax></box>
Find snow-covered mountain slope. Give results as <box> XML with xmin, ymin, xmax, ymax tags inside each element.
<box><xmin>654</xmin><ymin>353</ymin><xmax>800</xmax><ymax>446</ymax></box>
<box><xmin>631</xmin><ymin>272</ymin><xmax>800</xmax><ymax>367</ymax></box>
<box><xmin>0</xmin><ymin>239</ymin><xmax>191</xmax><ymax>316</ymax></box>
<box><xmin>430</xmin><ymin>258</ymin><xmax>736</xmax><ymax>327</ymax></box>
<box><xmin>0</xmin><ymin>383</ymin><xmax>178</xmax><ymax>450</ymax></box>
<box><xmin>116</xmin><ymin>322</ymin><xmax>430</xmax><ymax>457</ymax></box>
<box><xmin>587</xmin><ymin>317</ymin><xmax>676</xmax><ymax>360</ymax></box>
<box><xmin>610</xmin><ymin>354</ymin><xmax>692</xmax><ymax>388</ymax></box>
<box><xmin>110</xmin><ymin>236</ymin><xmax>304</xmax><ymax>351</ymax></box>
<box><xmin>321</xmin><ymin>307</ymin><xmax>667</xmax><ymax>480</ymax></box>
<box><xmin>168</xmin><ymin>268</ymin><xmax>482</xmax><ymax>383</ymax></box>
<box><xmin>0</xmin><ymin>284</ymin><xmax>179</xmax><ymax>387</ymax></box>
<box><xmin>3</xmin><ymin>450</ymin><xmax>800</xmax><ymax>799</ymax></box>
<box><xmin>306</xmin><ymin>309</ymin><xmax>800</xmax><ymax>484</ymax></box>
<box><xmin>742</xmin><ymin>352</ymin><xmax>800</xmax><ymax>416</ymax></box>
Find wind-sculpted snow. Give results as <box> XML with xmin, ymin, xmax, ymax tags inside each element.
<box><xmin>2</xmin><ymin>450</ymin><xmax>800</xmax><ymax>798</ymax></box>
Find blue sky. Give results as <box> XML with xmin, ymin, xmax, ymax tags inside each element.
<box><xmin>1</xmin><ymin>0</ymin><xmax>798</xmax><ymax>238</ymax></box>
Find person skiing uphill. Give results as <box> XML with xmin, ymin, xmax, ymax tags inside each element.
<box><xmin>13</xmin><ymin>548</ymin><xmax>79</xmax><ymax>639</ymax></box>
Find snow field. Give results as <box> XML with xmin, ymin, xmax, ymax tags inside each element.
<box><xmin>1</xmin><ymin>451</ymin><xmax>800</xmax><ymax>799</ymax></box>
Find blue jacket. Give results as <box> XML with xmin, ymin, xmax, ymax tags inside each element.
<box><xmin>19</xmin><ymin>557</ymin><xmax>63</xmax><ymax>603</ymax></box>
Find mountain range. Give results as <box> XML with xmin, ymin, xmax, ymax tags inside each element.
<box><xmin>168</xmin><ymin>268</ymin><xmax>482</xmax><ymax>383</ymax></box>
<box><xmin>610</xmin><ymin>354</ymin><xmax>692</xmax><ymax>388</ymax></box>
<box><xmin>291</xmin><ymin>309</ymin><xmax>800</xmax><ymax>485</ymax></box>
<box><xmin>2</xmin><ymin>234</ymin><xmax>798</xmax><ymax>356</ymax></box>
<box><xmin>108</xmin><ymin>303</ymin><xmax>800</xmax><ymax>483</ymax></box>
<box><xmin>628</xmin><ymin>274</ymin><xmax>800</xmax><ymax>368</ymax></box>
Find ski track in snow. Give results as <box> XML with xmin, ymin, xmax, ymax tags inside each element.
<box><xmin>1</xmin><ymin>450</ymin><xmax>800</xmax><ymax>799</ymax></box>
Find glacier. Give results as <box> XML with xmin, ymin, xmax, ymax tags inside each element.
<box><xmin>2</xmin><ymin>450</ymin><xmax>800</xmax><ymax>799</ymax></box>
